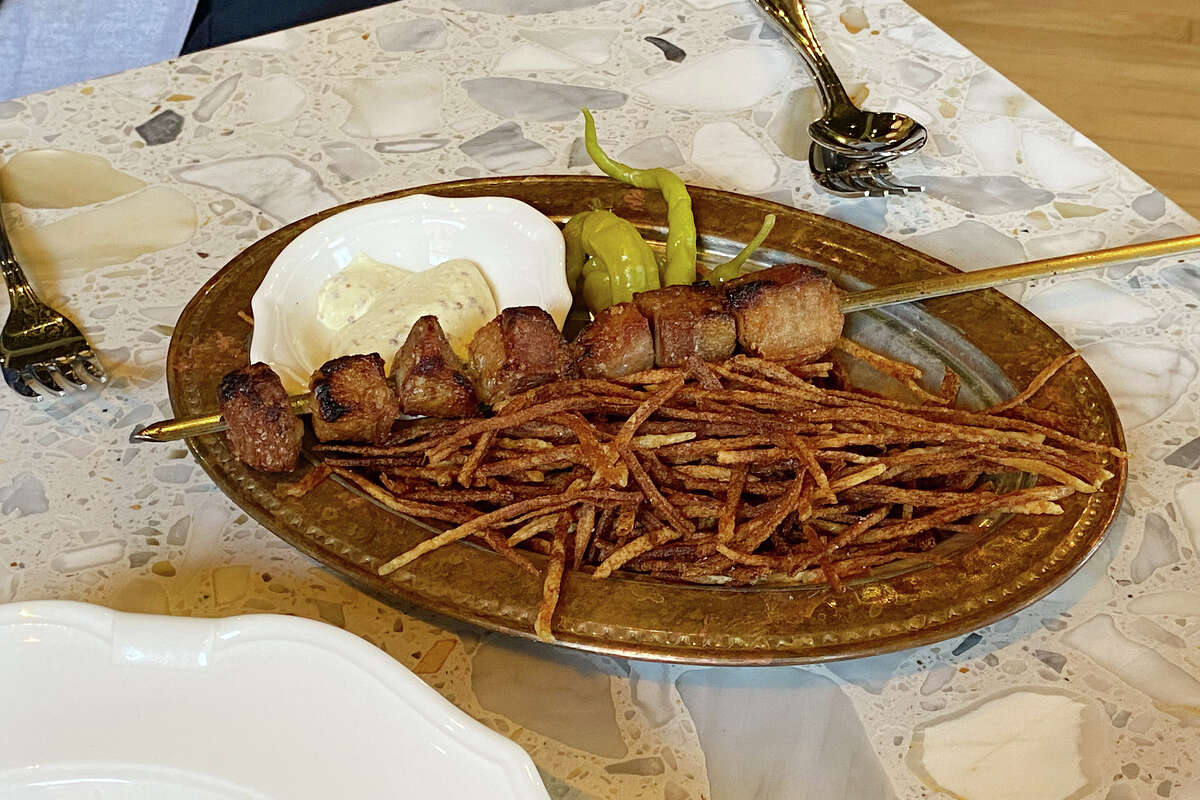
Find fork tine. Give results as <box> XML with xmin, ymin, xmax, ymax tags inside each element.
<box><xmin>2</xmin><ymin>366</ymin><xmax>41</xmax><ymax>400</ymax></box>
<box><xmin>39</xmin><ymin>364</ymin><xmax>71</xmax><ymax>396</ymax></box>
<box><xmin>52</xmin><ymin>359</ymin><xmax>90</xmax><ymax>391</ymax></box>
<box><xmin>854</xmin><ymin>163</ymin><xmax>925</xmax><ymax>196</ymax></box>
<box><xmin>885</xmin><ymin>177</ymin><xmax>924</xmax><ymax>194</ymax></box>
<box><xmin>815</xmin><ymin>170</ymin><xmax>870</xmax><ymax>197</ymax></box>
<box><xmin>77</xmin><ymin>353</ymin><xmax>108</xmax><ymax>383</ymax></box>
<box><xmin>810</xmin><ymin>142</ymin><xmax>903</xmax><ymax>198</ymax></box>
<box><xmin>864</xmin><ymin>165</ymin><xmax>923</xmax><ymax>194</ymax></box>
<box><xmin>22</xmin><ymin>365</ymin><xmax>66</xmax><ymax>397</ymax></box>
<box><xmin>809</xmin><ymin>143</ymin><xmax>864</xmax><ymax>197</ymax></box>
<box><xmin>868</xmin><ymin>174</ymin><xmax>915</xmax><ymax>194</ymax></box>
<box><xmin>846</xmin><ymin>174</ymin><xmax>889</xmax><ymax>198</ymax></box>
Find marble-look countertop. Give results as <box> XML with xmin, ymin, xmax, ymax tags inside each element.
<box><xmin>1</xmin><ymin>1</ymin><xmax>1198</xmax><ymax>798</ymax></box>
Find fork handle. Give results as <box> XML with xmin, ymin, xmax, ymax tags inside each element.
<box><xmin>751</xmin><ymin>0</ymin><xmax>855</xmax><ymax>114</ymax></box>
<box><xmin>0</xmin><ymin>203</ymin><xmax>42</xmax><ymax>311</ymax></box>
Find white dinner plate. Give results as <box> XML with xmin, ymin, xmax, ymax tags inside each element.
<box><xmin>0</xmin><ymin>601</ymin><xmax>549</xmax><ymax>799</ymax></box>
<box><xmin>248</xmin><ymin>194</ymin><xmax>571</xmax><ymax>393</ymax></box>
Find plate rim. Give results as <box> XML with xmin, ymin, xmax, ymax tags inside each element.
<box><xmin>0</xmin><ymin>599</ymin><xmax>550</xmax><ymax>798</ymax></box>
<box><xmin>166</xmin><ymin>175</ymin><xmax>1127</xmax><ymax>665</ymax></box>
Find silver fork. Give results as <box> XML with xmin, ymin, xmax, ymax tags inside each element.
<box><xmin>808</xmin><ymin>142</ymin><xmax>924</xmax><ymax>198</ymax></box>
<box><xmin>749</xmin><ymin>0</ymin><xmax>926</xmax><ymax>198</ymax></box>
<box><xmin>0</xmin><ymin>205</ymin><xmax>106</xmax><ymax>399</ymax></box>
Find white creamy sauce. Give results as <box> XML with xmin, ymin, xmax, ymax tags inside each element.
<box><xmin>316</xmin><ymin>254</ymin><xmax>412</xmax><ymax>330</ymax></box>
<box><xmin>317</xmin><ymin>255</ymin><xmax>497</xmax><ymax>365</ymax></box>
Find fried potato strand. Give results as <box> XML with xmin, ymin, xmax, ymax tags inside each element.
<box><xmin>305</xmin><ymin>348</ymin><xmax>1127</xmax><ymax>640</ymax></box>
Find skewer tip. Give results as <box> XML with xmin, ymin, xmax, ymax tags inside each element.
<box><xmin>129</xmin><ymin>424</ymin><xmax>160</xmax><ymax>443</ymax></box>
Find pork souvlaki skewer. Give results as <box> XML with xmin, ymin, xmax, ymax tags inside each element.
<box><xmin>132</xmin><ymin>231</ymin><xmax>1200</xmax><ymax>448</ymax></box>
<box><xmin>133</xmin><ymin>264</ymin><xmax>835</xmax><ymax>450</ymax></box>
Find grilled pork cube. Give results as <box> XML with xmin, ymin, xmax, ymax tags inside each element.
<box><xmin>218</xmin><ymin>362</ymin><xmax>303</xmax><ymax>472</ymax></box>
<box><xmin>574</xmin><ymin>302</ymin><xmax>655</xmax><ymax>378</ymax></box>
<box><xmin>308</xmin><ymin>353</ymin><xmax>399</xmax><ymax>443</ymax></box>
<box><xmin>633</xmin><ymin>285</ymin><xmax>737</xmax><ymax>367</ymax></box>
<box><xmin>391</xmin><ymin>315</ymin><xmax>479</xmax><ymax>418</ymax></box>
<box><xmin>468</xmin><ymin>306</ymin><xmax>573</xmax><ymax>404</ymax></box>
<box><xmin>722</xmin><ymin>264</ymin><xmax>843</xmax><ymax>362</ymax></box>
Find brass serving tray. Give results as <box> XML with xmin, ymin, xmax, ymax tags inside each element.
<box><xmin>166</xmin><ymin>176</ymin><xmax>1126</xmax><ymax>665</ymax></box>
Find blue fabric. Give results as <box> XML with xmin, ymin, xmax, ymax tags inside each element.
<box><xmin>182</xmin><ymin>0</ymin><xmax>391</xmax><ymax>53</ymax></box>
<box><xmin>0</xmin><ymin>0</ymin><xmax>199</xmax><ymax>101</ymax></box>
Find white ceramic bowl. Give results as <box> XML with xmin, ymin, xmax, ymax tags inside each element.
<box><xmin>250</xmin><ymin>194</ymin><xmax>570</xmax><ymax>393</ymax></box>
<box><xmin>0</xmin><ymin>601</ymin><xmax>549</xmax><ymax>800</ymax></box>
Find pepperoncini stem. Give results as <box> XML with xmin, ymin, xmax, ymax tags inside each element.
<box><xmin>706</xmin><ymin>213</ymin><xmax>776</xmax><ymax>284</ymax></box>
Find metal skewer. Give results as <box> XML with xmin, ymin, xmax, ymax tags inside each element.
<box><xmin>131</xmin><ymin>232</ymin><xmax>1200</xmax><ymax>445</ymax></box>
<box><xmin>839</xmin><ymin>232</ymin><xmax>1200</xmax><ymax>313</ymax></box>
<box><xmin>132</xmin><ymin>394</ymin><xmax>313</xmax><ymax>443</ymax></box>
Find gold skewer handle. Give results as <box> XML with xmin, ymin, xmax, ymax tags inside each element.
<box><xmin>131</xmin><ymin>395</ymin><xmax>311</xmax><ymax>443</ymax></box>
<box><xmin>131</xmin><ymin>232</ymin><xmax>1200</xmax><ymax>444</ymax></box>
<box><xmin>839</xmin><ymin>232</ymin><xmax>1200</xmax><ymax>313</ymax></box>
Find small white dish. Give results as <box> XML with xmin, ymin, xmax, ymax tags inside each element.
<box><xmin>249</xmin><ymin>194</ymin><xmax>571</xmax><ymax>393</ymax></box>
<box><xmin>0</xmin><ymin>601</ymin><xmax>549</xmax><ymax>800</ymax></box>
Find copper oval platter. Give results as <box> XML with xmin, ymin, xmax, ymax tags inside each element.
<box><xmin>166</xmin><ymin>176</ymin><xmax>1126</xmax><ymax>665</ymax></box>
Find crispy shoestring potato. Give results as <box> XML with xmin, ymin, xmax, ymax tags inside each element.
<box><xmin>295</xmin><ymin>345</ymin><xmax>1126</xmax><ymax>642</ymax></box>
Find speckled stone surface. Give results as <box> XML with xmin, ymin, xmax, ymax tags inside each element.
<box><xmin>1</xmin><ymin>1</ymin><xmax>1198</xmax><ymax>798</ymax></box>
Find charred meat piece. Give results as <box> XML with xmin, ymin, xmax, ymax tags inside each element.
<box><xmin>573</xmin><ymin>302</ymin><xmax>655</xmax><ymax>378</ymax></box>
<box><xmin>468</xmin><ymin>306</ymin><xmax>574</xmax><ymax>404</ymax></box>
<box><xmin>391</xmin><ymin>315</ymin><xmax>479</xmax><ymax>418</ymax></box>
<box><xmin>633</xmin><ymin>285</ymin><xmax>737</xmax><ymax>367</ymax></box>
<box><xmin>218</xmin><ymin>362</ymin><xmax>304</xmax><ymax>472</ymax></box>
<box><xmin>308</xmin><ymin>353</ymin><xmax>399</xmax><ymax>443</ymax></box>
<box><xmin>722</xmin><ymin>264</ymin><xmax>843</xmax><ymax>362</ymax></box>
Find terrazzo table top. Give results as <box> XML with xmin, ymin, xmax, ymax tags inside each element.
<box><xmin>2</xmin><ymin>1</ymin><xmax>1199</xmax><ymax>798</ymax></box>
